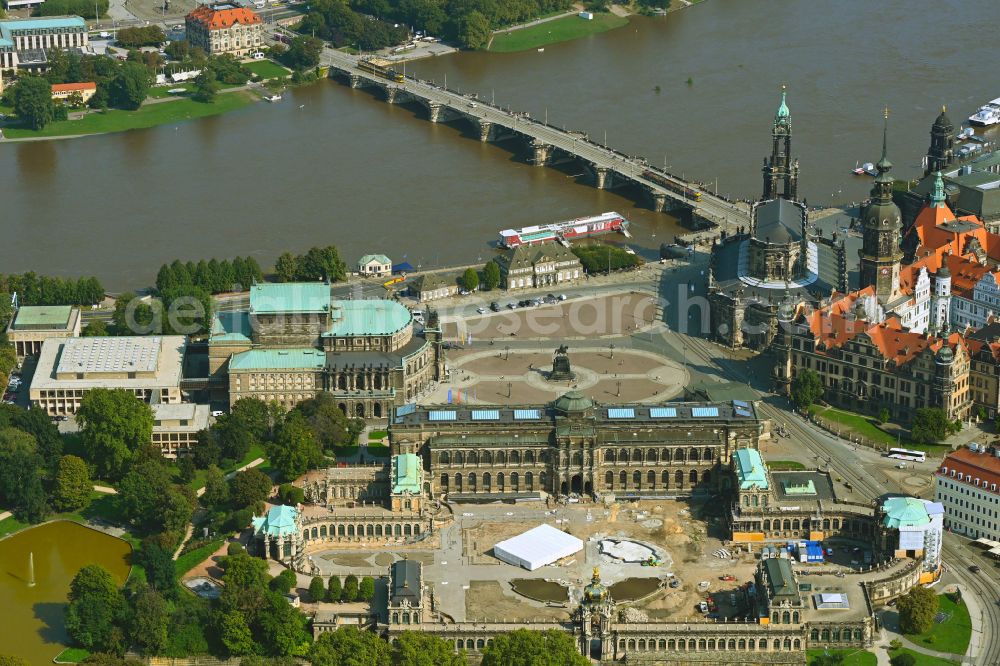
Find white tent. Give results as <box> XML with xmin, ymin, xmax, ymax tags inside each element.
<box><xmin>493</xmin><ymin>524</ymin><xmax>583</xmax><ymax>570</ymax></box>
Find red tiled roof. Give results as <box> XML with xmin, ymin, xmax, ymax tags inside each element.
<box><xmin>938</xmin><ymin>447</ymin><xmax>1000</xmax><ymax>488</ymax></box>
<box><xmin>186</xmin><ymin>4</ymin><xmax>262</xmax><ymax>29</ymax></box>
<box><xmin>51</xmin><ymin>82</ymin><xmax>96</xmax><ymax>93</ymax></box>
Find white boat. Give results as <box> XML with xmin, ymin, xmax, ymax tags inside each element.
<box><xmin>851</xmin><ymin>161</ymin><xmax>875</xmax><ymax>176</ymax></box>
<box><xmin>265</xmin><ymin>94</ymin><xmax>282</xmax><ymax>102</ymax></box>
<box><xmin>968</xmin><ymin>98</ymin><xmax>1000</xmax><ymax>126</ymax></box>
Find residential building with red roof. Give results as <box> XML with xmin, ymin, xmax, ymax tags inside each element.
<box><xmin>934</xmin><ymin>445</ymin><xmax>1000</xmax><ymax>541</ymax></box>
<box><xmin>185</xmin><ymin>3</ymin><xmax>262</xmax><ymax>56</ymax></box>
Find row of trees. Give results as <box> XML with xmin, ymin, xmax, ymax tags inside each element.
<box><xmin>274</xmin><ymin>245</ymin><xmax>349</xmax><ymax>283</ymax></box>
<box><xmin>155</xmin><ymin>257</ymin><xmax>265</xmax><ymax>295</ymax></box>
<box><xmin>459</xmin><ymin>262</ymin><xmax>501</xmax><ymax>292</ymax></box>
<box><xmin>115</xmin><ymin>26</ymin><xmax>167</xmax><ymax>48</ymax></box>
<box><xmin>571</xmin><ymin>245</ymin><xmax>643</xmax><ymax>274</ymax></box>
<box><xmin>0</xmin><ymin>272</ymin><xmax>104</xmax><ymax>306</ymax></box>
<box><xmin>32</xmin><ymin>0</ymin><xmax>108</xmax><ymax>18</ymax></box>
<box><xmin>307</xmin><ymin>574</ymin><xmax>375</xmax><ymax>604</ymax></box>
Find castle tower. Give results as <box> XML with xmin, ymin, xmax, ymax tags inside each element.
<box><xmin>931</xmin><ymin>260</ymin><xmax>952</xmax><ymax>334</ymax></box>
<box><xmin>859</xmin><ymin>110</ymin><xmax>903</xmax><ymax>303</ymax></box>
<box><xmin>762</xmin><ymin>87</ymin><xmax>798</xmax><ymax>201</ymax></box>
<box><xmin>926</xmin><ymin>107</ymin><xmax>955</xmax><ymax>176</ymax></box>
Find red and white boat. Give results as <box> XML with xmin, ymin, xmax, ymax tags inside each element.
<box><xmin>499</xmin><ymin>212</ymin><xmax>630</xmax><ymax>248</ymax></box>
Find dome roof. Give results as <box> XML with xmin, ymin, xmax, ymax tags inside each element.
<box><xmin>933</xmin><ymin>106</ymin><xmax>953</xmax><ymax>131</ymax></box>
<box><xmin>936</xmin><ymin>346</ymin><xmax>954</xmax><ymax>363</ymax></box>
<box><xmin>937</xmin><ymin>262</ymin><xmax>951</xmax><ymax>278</ymax></box>
<box><xmin>777</xmin><ymin>302</ymin><xmax>796</xmax><ymax>321</ymax></box>
<box><xmin>776</xmin><ymin>89</ymin><xmax>790</xmax><ymax>120</ymax></box>
<box><xmin>583</xmin><ymin>567</ymin><xmax>608</xmax><ymax>602</ymax></box>
<box><xmin>553</xmin><ymin>390</ymin><xmax>593</xmax><ymax>414</ymax></box>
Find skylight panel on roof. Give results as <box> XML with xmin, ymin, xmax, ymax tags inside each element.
<box><xmin>607</xmin><ymin>408</ymin><xmax>635</xmax><ymax>419</ymax></box>
<box><xmin>428</xmin><ymin>410</ymin><xmax>457</xmax><ymax>421</ymax></box>
<box><xmin>691</xmin><ymin>407</ymin><xmax>720</xmax><ymax>417</ymax></box>
<box><xmin>471</xmin><ymin>409</ymin><xmax>500</xmax><ymax>420</ymax></box>
<box><xmin>513</xmin><ymin>409</ymin><xmax>541</xmax><ymax>420</ymax></box>
<box><xmin>649</xmin><ymin>407</ymin><xmax>677</xmax><ymax>418</ymax></box>
<box><xmin>395</xmin><ymin>404</ymin><xmax>416</xmax><ymax>418</ymax></box>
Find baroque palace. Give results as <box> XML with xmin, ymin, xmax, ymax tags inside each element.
<box><xmin>207</xmin><ymin>282</ymin><xmax>445</xmax><ymax>417</ymax></box>
<box><xmin>246</xmin><ymin>391</ymin><xmax>938</xmax><ymax>664</ymax></box>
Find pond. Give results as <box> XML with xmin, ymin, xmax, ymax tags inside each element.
<box><xmin>510</xmin><ymin>578</ymin><xmax>569</xmax><ymax>603</ymax></box>
<box><xmin>0</xmin><ymin>521</ymin><xmax>132</xmax><ymax>664</ymax></box>
<box><xmin>608</xmin><ymin>577</ymin><xmax>661</xmax><ymax>602</ymax></box>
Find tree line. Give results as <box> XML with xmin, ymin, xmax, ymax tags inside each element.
<box><xmin>274</xmin><ymin>245</ymin><xmax>348</xmax><ymax>283</ymax></box>
<box><xmin>32</xmin><ymin>0</ymin><xmax>108</xmax><ymax>18</ymax></box>
<box><xmin>155</xmin><ymin>257</ymin><xmax>264</xmax><ymax>295</ymax></box>
<box><xmin>0</xmin><ymin>272</ymin><xmax>104</xmax><ymax>306</ymax></box>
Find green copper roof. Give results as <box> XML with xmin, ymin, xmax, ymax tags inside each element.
<box><xmin>392</xmin><ymin>453</ymin><xmax>422</xmax><ymax>494</ymax></box>
<box><xmin>931</xmin><ymin>171</ymin><xmax>947</xmax><ymax>208</ymax></box>
<box><xmin>358</xmin><ymin>254</ymin><xmax>391</xmax><ymax>266</ymax></box>
<box><xmin>211</xmin><ymin>311</ymin><xmax>252</xmax><ymax>343</ymax></box>
<box><xmin>324</xmin><ymin>299</ymin><xmax>411</xmax><ymax>337</ymax></box>
<box><xmin>252</xmin><ymin>505</ymin><xmax>299</xmax><ymax>538</ymax></box>
<box><xmin>776</xmin><ymin>89</ymin><xmax>789</xmax><ymax>120</ymax></box>
<box><xmin>882</xmin><ymin>497</ymin><xmax>930</xmax><ymax>529</ymax></box>
<box><xmin>734</xmin><ymin>448</ymin><xmax>769</xmax><ymax>490</ymax></box>
<box><xmin>249</xmin><ymin>282</ymin><xmax>330</xmax><ymax>314</ymax></box>
<box><xmin>229</xmin><ymin>348</ymin><xmax>325</xmax><ymax>371</ymax></box>
<box><xmin>11</xmin><ymin>305</ymin><xmax>73</xmax><ymax>330</ymax></box>
<box><xmin>553</xmin><ymin>390</ymin><xmax>593</xmax><ymax>414</ymax></box>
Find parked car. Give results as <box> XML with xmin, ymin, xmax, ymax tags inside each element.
<box><xmin>489</xmin><ymin>301</ymin><xmax>500</xmax><ymax>312</ymax></box>
<box><xmin>969</xmin><ymin>565</ymin><xmax>981</xmax><ymax>573</ymax></box>
<box><xmin>476</xmin><ymin>307</ymin><xmax>486</xmax><ymax>314</ymax></box>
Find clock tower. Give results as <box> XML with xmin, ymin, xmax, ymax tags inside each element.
<box><xmin>762</xmin><ymin>86</ymin><xmax>799</xmax><ymax>201</ymax></box>
<box><xmin>859</xmin><ymin>111</ymin><xmax>903</xmax><ymax>302</ymax></box>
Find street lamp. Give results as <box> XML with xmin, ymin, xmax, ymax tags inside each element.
<box><xmin>609</xmin><ymin>343</ymin><xmax>615</xmax><ymax>360</ymax></box>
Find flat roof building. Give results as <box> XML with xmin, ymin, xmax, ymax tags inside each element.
<box><xmin>30</xmin><ymin>335</ymin><xmax>186</xmax><ymax>416</ymax></box>
<box><xmin>0</xmin><ymin>17</ymin><xmax>88</xmax><ymax>70</ymax></box>
<box><xmin>152</xmin><ymin>402</ymin><xmax>211</xmax><ymax>458</ymax></box>
<box><xmin>6</xmin><ymin>305</ymin><xmax>80</xmax><ymax>359</ymax></box>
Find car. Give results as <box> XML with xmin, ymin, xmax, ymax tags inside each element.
<box><xmin>896</xmin><ymin>462</ymin><xmax>907</xmax><ymax>469</ymax></box>
<box><xmin>489</xmin><ymin>302</ymin><xmax>500</xmax><ymax>312</ymax></box>
<box><xmin>719</xmin><ymin>574</ymin><xmax>736</xmax><ymax>582</ymax></box>
<box><xmin>530</xmin><ymin>299</ymin><xmax>543</xmax><ymax>306</ymax></box>
<box><xmin>518</xmin><ymin>299</ymin><xmax>531</xmax><ymax>307</ymax></box>
<box><xmin>507</xmin><ymin>302</ymin><xmax>518</xmax><ymax>309</ymax></box>
<box><xmin>558</xmin><ymin>294</ymin><xmax>567</xmax><ymax>300</ymax></box>
<box><xmin>969</xmin><ymin>565</ymin><xmax>981</xmax><ymax>573</ymax></box>
<box><xmin>476</xmin><ymin>307</ymin><xmax>487</xmax><ymax>314</ymax></box>
<box><xmin>211</xmin><ymin>410</ymin><xmax>225</xmax><ymax>417</ymax></box>
<box><xmin>57</xmin><ymin>415</ymin><xmax>69</xmax><ymax>422</ymax></box>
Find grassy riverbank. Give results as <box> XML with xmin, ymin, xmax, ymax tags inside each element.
<box><xmin>1</xmin><ymin>90</ymin><xmax>256</xmax><ymax>140</ymax></box>
<box><xmin>489</xmin><ymin>12</ymin><xmax>628</xmax><ymax>52</ymax></box>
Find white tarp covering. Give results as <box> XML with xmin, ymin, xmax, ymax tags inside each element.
<box><xmin>493</xmin><ymin>524</ymin><xmax>583</xmax><ymax>570</ymax></box>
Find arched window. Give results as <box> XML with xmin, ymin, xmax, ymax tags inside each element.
<box><xmin>572</xmin><ymin>451</ymin><xmax>583</xmax><ymax>466</ymax></box>
<box><xmin>633</xmin><ymin>470</ymin><xmax>642</xmax><ymax>488</ymax></box>
<box><xmin>675</xmin><ymin>470</ymin><xmax>684</xmax><ymax>486</ymax></box>
<box><xmin>697</xmin><ymin>639</ymin><xmax>706</xmax><ymax>650</ymax></box>
<box><xmin>620</xmin><ymin>471</ymin><xmax>627</xmax><ymax>487</ymax></box>
<box><xmin>441</xmin><ymin>474</ymin><xmax>449</xmax><ymax>488</ymax></box>
<box><xmin>469</xmin><ymin>473</ymin><xmax>477</xmax><ymax>491</ymax></box>
<box><xmin>482</xmin><ymin>451</ymin><xmax>493</xmax><ymax>464</ymax></box>
<box><xmin>707</xmin><ymin>639</ymin><xmax>716</xmax><ymax>650</ymax></box>
<box><xmin>483</xmin><ymin>472</ymin><xmax>492</xmax><ymax>491</ymax></box>
<box><xmin>526</xmin><ymin>472</ymin><xmax>534</xmax><ymax>490</ymax></box>
<box><xmin>525</xmin><ymin>450</ymin><xmax>535</xmax><ymax>464</ymax></box>
<box><xmin>404</xmin><ymin>524</ymin><xmax>412</xmax><ymax>536</ymax></box>
<box><xmin>662</xmin><ymin>470</ymin><xmax>670</xmax><ymax>487</ymax></box>
<box><xmin>440</xmin><ymin>452</ymin><xmax>450</xmax><ymax>465</ymax></box>
<box><xmin>689</xmin><ymin>447</ymin><xmax>699</xmax><ymax>460</ymax></box>
<box><xmin>628</xmin><ymin>639</ymin><xmax>636</xmax><ymax>650</ymax></box>
<box><xmin>497</xmin><ymin>472</ymin><xmax>505</xmax><ymax>491</ymax></box>
<box><xmin>647</xmin><ymin>470</ymin><xmax>656</xmax><ymax>487</ymax></box>
<box><xmin>738</xmin><ymin>639</ymin><xmax>746</xmax><ymax>650</ymax></box>
<box><xmin>620</xmin><ymin>449</ymin><xmax>629</xmax><ymax>463</ymax></box>
<box><xmin>703</xmin><ymin>447</ymin><xmax>714</xmax><ymax>460</ymax></box>
<box><xmin>638</xmin><ymin>639</ymin><xmax>646</xmax><ymax>650</ymax></box>
<box><xmin>763</xmin><ymin>519</ymin><xmax>771</xmax><ymax>530</ymax></box>
<box><xmin>455</xmin><ymin>474</ymin><xmax>463</xmax><ymax>490</ymax></box>
<box><xmin>606</xmin><ymin>449</ymin><xmax>617</xmax><ymax>463</ymax></box>
<box><xmin>661</xmin><ymin>448</ymin><xmax>671</xmax><ymax>461</ymax></box>
<box><xmin>510</xmin><ymin>450</ymin><xmax>520</xmax><ymax>464</ymax></box>
<box><xmin>496</xmin><ymin>450</ymin><xmax>506</xmax><ymax>464</ymax></box>
<box><xmin>633</xmin><ymin>448</ymin><xmax>642</xmax><ymax>461</ymax></box>
<box><xmin>689</xmin><ymin>469</ymin><xmax>698</xmax><ymax>483</ymax></box>
<box><xmin>783</xmin><ymin>639</ymin><xmax>792</xmax><ymax>650</ymax></box>
<box><xmin>667</xmin><ymin>639</ymin><xmax>675</xmax><ymax>650</ymax></box>
<box><xmin>793</xmin><ymin>611</ymin><xmax>800</xmax><ymax>623</ymax></box>
<box><xmin>605</xmin><ymin>471</ymin><xmax>614</xmax><ymax>488</ymax></box>
<box><xmin>675</xmin><ymin>449</ymin><xmax>686</xmax><ymax>462</ymax></box>
<box><xmin>510</xmin><ymin>472</ymin><xmax>519</xmax><ymax>490</ymax></box>
<box><xmin>727</xmin><ymin>639</ymin><xmax>736</xmax><ymax>650</ymax></box>
<box><xmin>469</xmin><ymin>451</ymin><xmax>479</xmax><ymax>465</ymax></box>
<box><xmin>794</xmin><ymin>639</ymin><xmax>801</xmax><ymax>649</ymax></box>
<box><xmin>782</xmin><ymin>611</ymin><xmax>790</xmax><ymax>624</ymax></box>
<box><xmin>476</xmin><ymin>639</ymin><xmax>484</xmax><ymax>650</ymax></box>
<box><xmin>454</xmin><ymin>451</ymin><xmax>464</xmax><ymax>464</ymax></box>
<box><xmin>647</xmin><ymin>449</ymin><xmax>658</xmax><ymax>463</ymax></box>
<box><xmin>702</xmin><ymin>470</ymin><xmax>711</xmax><ymax>482</ymax></box>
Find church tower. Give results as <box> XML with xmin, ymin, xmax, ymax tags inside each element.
<box><xmin>925</xmin><ymin>107</ymin><xmax>955</xmax><ymax>176</ymax></box>
<box><xmin>859</xmin><ymin>110</ymin><xmax>903</xmax><ymax>302</ymax></box>
<box><xmin>762</xmin><ymin>87</ymin><xmax>799</xmax><ymax>201</ymax></box>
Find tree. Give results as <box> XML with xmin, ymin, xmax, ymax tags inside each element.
<box><xmin>270</xmin><ymin>568</ymin><xmax>297</xmax><ymax>595</ymax></box>
<box><xmin>258</xmin><ymin>590</ymin><xmax>310</xmax><ymax>657</ymax></box>
<box><xmin>268</xmin><ymin>412</ymin><xmax>324</xmax><ymax>480</ymax></box>
<box><xmin>219</xmin><ymin>550</ymin><xmax>271</xmax><ymax>621</ymax></box>
<box><xmin>309</xmin><ymin>626</ymin><xmax>391</xmax><ymax>666</ymax></box>
<box><xmin>889</xmin><ymin>654</ymin><xmax>916</xmax><ymax>666</ymax></box>
<box><xmin>230</xmin><ymin>468</ymin><xmax>273</xmax><ymax>508</ymax></box>
<box><xmin>293</xmin><ymin>392</ymin><xmax>362</xmax><ymax>453</ymax></box>
<box><xmin>393</xmin><ymin>632</ymin><xmax>467</xmax><ymax>666</ymax></box>
<box><xmin>461</xmin><ymin>267</ymin><xmax>479</xmax><ymax>292</ymax></box>
<box><xmin>910</xmin><ymin>407</ymin><xmax>951</xmax><ymax>445</ymax></box>
<box><xmin>810</xmin><ymin>655</ymin><xmax>845</xmax><ymax>666</ymax></box>
<box><xmin>202</xmin><ymin>464</ymin><xmax>230</xmax><ymax>507</ymax></box>
<box><xmin>177</xmin><ymin>455</ymin><xmax>197</xmax><ymax>484</ymax></box>
<box><xmin>137</xmin><ymin>537</ymin><xmax>177</xmax><ymax>597</ymax></box>
<box><xmin>327</xmin><ymin>575</ymin><xmax>342</xmax><ymax>602</ymax></box>
<box><xmin>342</xmin><ymin>574</ymin><xmax>358</xmax><ymax>602</ymax></box>
<box><xmin>115</xmin><ymin>25</ymin><xmax>165</xmax><ymax>48</ymax></box>
<box><xmin>76</xmin><ymin>388</ymin><xmax>154</xmax><ymax>480</ymax></box>
<box><xmin>300</xmin><ymin>246</ymin><xmax>347</xmax><ymax>282</ymax></box>
<box><xmin>108</xmin><ymin>61</ymin><xmax>151</xmax><ymax>110</ymax></box>
<box><xmin>284</xmin><ymin>35</ymin><xmax>323</xmax><ymax>70</ymax></box>
<box><xmin>0</xmin><ymin>427</ymin><xmax>49</xmax><ymax>523</ymax></box>
<box><xmin>165</xmin><ymin>39</ymin><xmax>190</xmax><ymax>61</ymax></box>
<box><xmin>278</xmin><ymin>483</ymin><xmax>305</xmax><ymax>506</ymax></box>
<box><xmin>458</xmin><ymin>11</ymin><xmax>491</xmax><ymax>49</ymax></box>
<box><xmin>480</xmin><ymin>629</ymin><xmax>589</xmax><ymax>666</ymax></box>
<box><xmin>192</xmin><ymin>68</ymin><xmax>219</xmax><ymax>103</ymax></box>
<box><xmin>274</xmin><ymin>253</ymin><xmax>301</xmax><ymax>283</ymax></box>
<box><xmin>896</xmin><ymin>586</ymin><xmax>938</xmax><ymax>635</ymax></box>
<box><xmin>219</xmin><ymin>610</ymin><xmax>257</xmax><ymax>656</ymax></box>
<box><xmin>309</xmin><ymin>576</ymin><xmax>326</xmax><ymax>602</ymax></box>
<box><xmin>119</xmin><ymin>457</ymin><xmax>194</xmax><ymax>535</ymax></box>
<box><xmin>482</xmin><ymin>261</ymin><xmax>500</xmax><ymax>291</ymax></box>
<box><xmin>65</xmin><ymin>564</ymin><xmax>124</xmax><ymax>652</ymax></box>
<box><xmin>127</xmin><ymin>586</ymin><xmax>169</xmax><ymax>655</ymax></box>
<box><xmin>53</xmin><ymin>454</ymin><xmax>93</xmax><ymax>512</ymax></box>
<box><xmin>358</xmin><ymin>576</ymin><xmax>375</xmax><ymax>602</ymax></box>
<box><xmin>83</xmin><ymin>320</ymin><xmax>109</xmax><ymax>337</ymax></box>
<box><xmin>14</xmin><ymin>76</ymin><xmax>56</xmax><ymax>130</ymax></box>
<box><xmin>877</xmin><ymin>406</ymin><xmax>891</xmax><ymax>424</ymax></box>
<box><xmin>790</xmin><ymin>368</ymin><xmax>823</xmax><ymax>410</ymax></box>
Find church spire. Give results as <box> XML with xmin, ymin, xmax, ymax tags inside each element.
<box><xmin>876</xmin><ymin>107</ymin><xmax>892</xmax><ymax>175</ymax></box>
<box><xmin>775</xmin><ymin>85</ymin><xmax>790</xmax><ymax>124</ymax></box>
<box><xmin>762</xmin><ymin>85</ymin><xmax>797</xmax><ymax>201</ymax></box>
<box><xmin>931</xmin><ymin>171</ymin><xmax>947</xmax><ymax>208</ymax></box>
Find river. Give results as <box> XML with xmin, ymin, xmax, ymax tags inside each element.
<box><xmin>3</xmin><ymin>0</ymin><xmax>999</xmax><ymax>290</ymax></box>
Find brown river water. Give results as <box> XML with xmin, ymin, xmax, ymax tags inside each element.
<box><xmin>3</xmin><ymin>0</ymin><xmax>1000</xmax><ymax>289</ymax></box>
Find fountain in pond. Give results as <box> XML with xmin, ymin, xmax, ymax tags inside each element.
<box><xmin>28</xmin><ymin>552</ymin><xmax>35</xmax><ymax>587</ymax></box>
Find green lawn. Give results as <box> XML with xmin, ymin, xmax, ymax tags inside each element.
<box><xmin>366</xmin><ymin>442</ymin><xmax>390</xmax><ymax>457</ymax></box>
<box><xmin>54</xmin><ymin>647</ymin><xmax>91</xmax><ymax>664</ymax></box>
<box><xmin>488</xmin><ymin>13</ymin><xmax>629</xmax><ymax>53</ymax></box>
<box><xmin>0</xmin><ymin>491</ymin><xmax>126</xmax><ymax>538</ymax></box>
<box><xmin>903</xmin><ymin>594</ymin><xmax>972</xmax><ymax>656</ymax></box>
<box><xmin>245</xmin><ymin>59</ymin><xmax>290</xmax><ymax>80</ymax></box>
<box><xmin>766</xmin><ymin>460</ymin><xmax>806</xmax><ymax>470</ymax></box>
<box><xmin>368</xmin><ymin>430</ymin><xmax>389</xmax><ymax>440</ymax></box>
<box><xmin>147</xmin><ymin>83</ymin><xmax>194</xmax><ymax>99</ymax></box>
<box><xmin>807</xmin><ymin>404</ymin><xmax>948</xmax><ymax>453</ymax></box>
<box><xmin>182</xmin><ymin>443</ymin><xmax>268</xmax><ymax>492</ymax></box>
<box><xmin>175</xmin><ymin>537</ymin><xmax>227</xmax><ymax>577</ymax></box>
<box><xmin>2</xmin><ymin>91</ymin><xmax>256</xmax><ymax>139</ymax></box>
<box><xmin>806</xmin><ymin>649</ymin><xmax>876</xmax><ymax>666</ymax></box>
<box><xmin>888</xmin><ymin>648</ymin><xmax>959</xmax><ymax>666</ymax></box>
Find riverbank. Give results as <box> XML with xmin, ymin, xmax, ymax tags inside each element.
<box><xmin>488</xmin><ymin>11</ymin><xmax>630</xmax><ymax>53</ymax></box>
<box><xmin>1</xmin><ymin>90</ymin><xmax>258</xmax><ymax>141</ymax></box>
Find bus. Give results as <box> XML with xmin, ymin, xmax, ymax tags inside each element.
<box><xmin>358</xmin><ymin>57</ymin><xmax>404</xmax><ymax>83</ymax></box>
<box><xmin>886</xmin><ymin>448</ymin><xmax>926</xmax><ymax>462</ymax></box>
